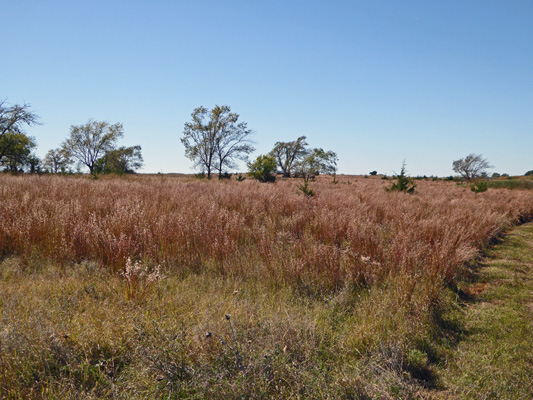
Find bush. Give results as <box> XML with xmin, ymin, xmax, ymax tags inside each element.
<box><xmin>525</xmin><ymin>170</ymin><xmax>533</xmax><ymax>177</ymax></box>
<box><xmin>386</xmin><ymin>163</ymin><xmax>416</xmax><ymax>194</ymax></box>
<box><xmin>298</xmin><ymin>180</ymin><xmax>315</xmax><ymax>197</ymax></box>
<box><xmin>470</xmin><ymin>181</ymin><xmax>488</xmax><ymax>193</ymax></box>
<box><xmin>248</xmin><ymin>155</ymin><xmax>276</xmax><ymax>183</ymax></box>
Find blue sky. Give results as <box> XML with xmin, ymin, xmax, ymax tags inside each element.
<box><xmin>2</xmin><ymin>0</ymin><xmax>532</xmax><ymax>176</ymax></box>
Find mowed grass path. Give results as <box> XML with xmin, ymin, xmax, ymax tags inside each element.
<box><xmin>437</xmin><ymin>222</ymin><xmax>533</xmax><ymax>399</ymax></box>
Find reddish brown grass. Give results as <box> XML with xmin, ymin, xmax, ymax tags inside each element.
<box><xmin>1</xmin><ymin>174</ymin><xmax>532</xmax><ymax>292</ymax></box>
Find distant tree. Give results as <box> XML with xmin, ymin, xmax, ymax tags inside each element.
<box><xmin>25</xmin><ymin>153</ymin><xmax>42</xmax><ymax>174</ymax></box>
<box><xmin>452</xmin><ymin>153</ymin><xmax>493</xmax><ymax>180</ymax></box>
<box><xmin>269</xmin><ymin>136</ymin><xmax>308</xmax><ymax>177</ymax></box>
<box><xmin>248</xmin><ymin>154</ymin><xmax>277</xmax><ymax>182</ymax></box>
<box><xmin>181</xmin><ymin>105</ymin><xmax>255</xmax><ymax>179</ymax></box>
<box><xmin>0</xmin><ymin>100</ymin><xmax>40</xmax><ymax>168</ymax></box>
<box><xmin>386</xmin><ymin>162</ymin><xmax>416</xmax><ymax>193</ymax></box>
<box><xmin>525</xmin><ymin>170</ymin><xmax>533</xmax><ymax>177</ymax></box>
<box><xmin>62</xmin><ymin>120</ymin><xmax>123</xmax><ymax>175</ymax></box>
<box><xmin>96</xmin><ymin>145</ymin><xmax>144</xmax><ymax>174</ymax></box>
<box><xmin>294</xmin><ymin>148</ymin><xmax>338</xmax><ymax>183</ymax></box>
<box><xmin>0</xmin><ymin>131</ymin><xmax>36</xmax><ymax>171</ymax></box>
<box><xmin>369</xmin><ymin>171</ymin><xmax>378</xmax><ymax>176</ymax></box>
<box><xmin>43</xmin><ymin>148</ymin><xmax>72</xmax><ymax>173</ymax></box>
<box><xmin>491</xmin><ymin>172</ymin><xmax>501</xmax><ymax>179</ymax></box>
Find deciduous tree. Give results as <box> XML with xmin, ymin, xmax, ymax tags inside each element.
<box><xmin>0</xmin><ymin>100</ymin><xmax>39</xmax><ymax>167</ymax></box>
<box><xmin>96</xmin><ymin>145</ymin><xmax>144</xmax><ymax>174</ymax></box>
<box><xmin>269</xmin><ymin>136</ymin><xmax>308</xmax><ymax>177</ymax></box>
<box><xmin>452</xmin><ymin>153</ymin><xmax>493</xmax><ymax>180</ymax></box>
<box><xmin>181</xmin><ymin>105</ymin><xmax>254</xmax><ymax>179</ymax></box>
<box><xmin>294</xmin><ymin>148</ymin><xmax>338</xmax><ymax>182</ymax></box>
<box><xmin>62</xmin><ymin>120</ymin><xmax>123</xmax><ymax>175</ymax></box>
<box><xmin>43</xmin><ymin>148</ymin><xmax>72</xmax><ymax>173</ymax></box>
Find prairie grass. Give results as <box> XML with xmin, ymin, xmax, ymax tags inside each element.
<box><xmin>1</xmin><ymin>174</ymin><xmax>532</xmax><ymax>398</ymax></box>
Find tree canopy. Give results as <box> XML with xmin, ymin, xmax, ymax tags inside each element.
<box><xmin>0</xmin><ymin>101</ymin><xmax>40</xmax><ymax>170</ymax></box>
<box><xmin>269</xmin><ymin>136</ymin><xmax>308</xmax><ymax>178</ymax></box>
<box><xmin>294</xmin><ymin>148</ymin><xmax>338</xmax><ymax>182</ymax></box>
<box><xmin>181</xmin><ymin>105</ymin><xmax>254</xmax><ymax>179</ymax></box>
<box><xmin>62</xmin><ymin>120</ymin><xmax>124</xmax><ymax>175</ymax></box>
<box><xmin>96</xmin><ymin>145</ymin><xmax>144</xmax><ymax>174</ymax></box>
<box><xmin>452</xmin><ymin>153</ymin><xmax>493</xmax><ymax>180</ymax></box>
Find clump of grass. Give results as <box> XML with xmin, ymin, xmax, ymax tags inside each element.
<box><xmin>121</xmin><ymin>257</ymin><xmax>164</xmax><ymax>301</ymax></box>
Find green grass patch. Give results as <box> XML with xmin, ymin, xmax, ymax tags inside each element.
<box><xmin>436</xmin><ymin>223</ymin><xmax>533</xmax><ymax>399</ymax></box>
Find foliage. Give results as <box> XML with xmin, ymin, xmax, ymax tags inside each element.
<box><xmin>452</xmin><ymin>153</ymin><xmax>493</xmax><ymax>180</ymax></box>
<box><xmin>96</xmin><ymin>145</ymin><xmax>143</xmax><ymax>175</ymax></box>
<box><xmin>269</xmin><ymin>136</ymin><xmax>308</xmax><ymax>177</ymax></box>
<box><xmin>181</xmin><ymin>105</ymin><xmax>255</xmax><ymax>179</ymax></box>
<box><xmin>491</xmin><ymin>172</ymin><xmax>501</xmax><ymax>179</ymax></box>
<box><xmin>486</xmin><ymin>180</ymin><xmax>533</xmax><ymax>190</ymax></box>
<box><xmin>0</xmin><ymin>100</ymin><xmax>40</xmax><ymax>167</ymax></box>
<box><xmin>235</xmin><ymin>173</ymin><xmax>246</xmax><ymax>182</ymax></box>
<box><xmin>386</xmin><ymin>162</ymin><xmax>416</xmax><ymax>193</ymax></box>
<box><xmin>0</xmin><ymin>132</ymin><xmax>36</xmax><ymax>172</ymax></box>
<box><xmin>43</xmin><ymin>148</ymin><xmax>72</xmax><ymax>173</ymax></box>
<box><xmin>470</xmin><ymin>181</ymin><xmax>488</xmax><ymax>193</ymax></box>
<box><xmin>294</xmin><ymin>148</ymin><xmax>338</xmax><ymax>182</ymax></box>
<box><xmin>525</xmin><ymin>170</ymin><xmax>533</xmax><ymax>177</ymax></box>
<box><xmin>62</xmin><ymin>119</ymin><xmax>124</xmax><ymax>175</ymax></box>
<box><xmin>369</xmin><ymin>170</ymin><xmax>377</xmax><ymax>175</ymax></box>
<box><xmin>298</xmin><ymin>180</ymin><xmax>315</xmax><ymax>197</ymax></box>
<box><xmin>247</xmin><ymin>154</ymin><xmax>276</xmax><ymax>182</ymax></box>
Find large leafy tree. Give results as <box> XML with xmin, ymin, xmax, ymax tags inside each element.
<box><xmin>96</xmin><ymin>145</ymin><xmax>144</xmax><ymax>174</ymax></box>
<box><xmin>181</xmin><ymin>105</ymin><xmax>255</xmax><ymax>179</ymax></box>
<box><xmin>0</xmin><ymin>100</ymin><xmax>40</xmax><ymax>168</ymax></box>
<box><xmin>62</xmin><ymin>119</ymin><xmax>123</xmax><ymax>175</ymax></box>
<box><xmin>269</xmin><ymin>136</ymin><xmax>308</xmax><ymax>177</ymax></box>
<box><xmin>452</xmin><ymin>153</ymin><xmax>493</xmax><ymax>180</ymax></box>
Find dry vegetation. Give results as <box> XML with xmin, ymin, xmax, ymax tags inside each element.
<box><xmin>1</xmin><ymin>174</ymin><xmax>532</xmax><ymax>398</ymax></box>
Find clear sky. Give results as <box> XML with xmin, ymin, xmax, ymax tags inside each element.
<box><xmin>2</xmin><ymin>0</ymin><xmax>532</xmax><ymax>176</ymax></box>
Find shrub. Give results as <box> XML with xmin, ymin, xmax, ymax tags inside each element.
<box><xmin>470</xmin><ymin>181</ymin><xmax>488</xmax><ymax>193</ymax></box>
<box><xmin>525</xmin><ymin>170</ymin><xmax>533</xmax><ymax>177</ymax></box>
<box><xmin>386</xmin><ymin>163</ymin><xmax>416</xmax><ymax>194</ymax></box>
<box><xmin>298</xmin><ymin>180</ymin><xmax>315</xmax><ymax>197</ymax></box>
<box><xmin>248</xmin><ymin>155</ymin><xmax>276</xmax><ymax>182</ymax></box>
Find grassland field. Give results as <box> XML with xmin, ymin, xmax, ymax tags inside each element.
<box><xmin>1</xmin><ymin>174</ymin><xmax>532</xmax><ymax>399</ymax></box>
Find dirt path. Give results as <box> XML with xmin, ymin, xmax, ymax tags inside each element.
<box><xmin>437</xmin><ymin>222</ymin><xmax>533</xmax><ymax>399</ymax></box>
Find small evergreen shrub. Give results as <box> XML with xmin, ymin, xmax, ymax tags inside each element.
<box><xmin>386</xmin><ymin>163</ymin><xmax>416</xmax><ymax>193</ymax></box>
<box><xmin>470</xmin><ymin>181</ymin><xmax>488</xmax><ymax>193</ymax></box>
<box><xmin>298</xmin><ymin>180</ymin><xmax>315</xmax><ymax>197</ymax></box>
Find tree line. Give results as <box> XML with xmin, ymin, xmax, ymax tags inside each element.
<box><xmin>1</xmin><ymin>100</ymin><xmax>529</xmax><ymax>180</ymax></box>
<box><xmin>0</xmin><ymin>100</ymin><xmax>143</xmax><ymax>175</ymax></box>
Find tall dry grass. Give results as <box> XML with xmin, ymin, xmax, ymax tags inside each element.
<box><xmin>2</xmin><ymin>174</ymin><xmax>533</xmax><ymax>398</ymax></box>
<box><xmin>1</xmin><ymin>174</ymin><xmax>532</xmax><ymax>291</ymax></box>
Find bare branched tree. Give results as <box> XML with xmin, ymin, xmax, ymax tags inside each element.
<box><xmin>452</xmin><ymin>153</ymin><xmax>493</xmax><ymax>180</ymax></box>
